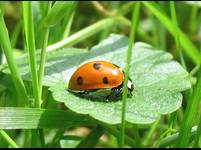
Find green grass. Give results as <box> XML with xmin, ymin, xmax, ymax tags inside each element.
<box><xmin>119</xmin><ymin>2</ymin><xmax>140</xmax><ymax>147</ymax></box>
<box><xmin>0</xmin><ymin>1</ymin><xmax>201</xmax><ymax>148</ymax></box>
<box><xmin>23</xmin><ymin>1</ymin><xmax>40</xmax><ymax>108</ymax></box>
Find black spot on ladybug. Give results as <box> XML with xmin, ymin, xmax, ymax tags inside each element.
<box><xmin>77</xmin><ymin>76</ymin><xmax>83</xmax><ymax>85</ymax></box>
<box><xmin>103</xmin><ymin>77</ymin><xmax>109</xmax><ymax>84</ymax></box>
<box><xmin>93</xmin><ymin>63</ymin><xmax>101</xmax><ymax>70</ymax></box>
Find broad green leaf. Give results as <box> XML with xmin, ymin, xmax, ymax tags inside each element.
<box><xmin>0</xmin><ymin>107</ymin><xmax>95</xmax><ymax>129</ymax></box>
<box><xmin>49</xmin><ymin>34</ymin><xmax>190</xmax><ymax>125</ymax></box>
<box><xmin>1</xmin><ymin>34</ymin><xmax>191</xmax><ymax>125</ymax></box>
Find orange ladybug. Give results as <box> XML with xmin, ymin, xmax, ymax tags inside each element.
<box><xmin>68</xmin><ymin>61</ymin><xmax>134</xmax><ymax>101</ymax></box>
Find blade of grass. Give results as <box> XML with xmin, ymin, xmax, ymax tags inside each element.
<box><xmin>23</xmin><ymin>1</ymin><xmax>40</xmax><ymax>108</ymax></box>
<box><xmin>76</xmin><ymin>125</ymin><xmax>104</xmax><ymax>148</ymax></box>
<box><xmin>117</xmin><ymin>2</ymin><xmax>134</xmax><ymax>16</ymax></box>
<box><xmin>37</xmin><ymin>2</ymin><xmax>52</xmax><ymax>147</ymax></box>
<box><xmin>38</xmin><ymin>1</ymin><xmax>52</xmax><ymax>104</ymax></box>
<box><xmin>119</xmin><ymin>2</ymin><xmax>140</xmax><ymax>147</ymax></box>
<box><xmin>167</xmin><ymin>2</ymin><xmax>187</xmax><ymax>136</ymax></box>
<box><xmin>0</xmin><ymin>6</ymin><xmax>27</xmax><ymax>106</ymax></box>
<box><xmin>0</xmin><ymin>130</ymin><xmax>19</xmax><ymax>148</ymax></box>
<box><xmin>158</xmin><ymin>2</ymin><xmax>167</xmax><ymax>50</ymax></box>
<box><xmin>39</xmin><ymin>1</ymin><xmax>50</xmax><ymax>18</ymax></box>
<box><xmin>177</xmin><ymin>67</ymin><xmax>201</xmax><ymax>147</ymax></box>
<box><xmin>0</xmin><ymin>107</ymin><xmax>95</xmax><ymax>129</ymax></box>
<box><xmin>62</xmin><ymin>11</ymin><xmax>75</xmax><ymax>40</ymax></box>
<box><xmin>170</xmin><ymin>1</ymin><xmax>186</xmax><ymax>69</ymax></box>
<box><xmin>11</xmin><ymin>20</ymin><xmax>22</xmax><ymax>48</ymax></box>
<box><xmin>44</xmin><ymin>1</ymin><xmax>76</xmax><ymax>27</ymax></box>
<box><xmin>189</xmin><ymin>2</ymin><xmax>199</xmax><ymax>34</ymax></box>
<box><xmin>143</xmin><ymin>1</ymin><xmax>201</xmax><ymax>65</ymax></box>
<box><xmin>46</xmin><ymin>17</ymin><xmax>116</xmax><ymax>52</ymax></box>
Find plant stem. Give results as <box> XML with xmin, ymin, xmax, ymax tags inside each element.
<box><xmin>119</xmin><ymin>2</ymin><xmax>140</xmax><ymax>147</ymax></box>
<box><xmin>38</xmin><ymin>1</ymin><xmax>52</xmax><ymax>105</ymax></box>
<box><xmin>0</xmin><ymin>130</ymin><xmax>19</xmax><ymax>148</ymax></box>
<box><xmin>23</xmin><ymin>1</ymin><xmax>40</xmax><ymax>108</ymax></box>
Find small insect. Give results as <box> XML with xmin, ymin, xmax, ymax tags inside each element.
<box><xmin>68</xmin><ymin>61</ymin><xmax>134</xmax><ymax>101</ymax></box>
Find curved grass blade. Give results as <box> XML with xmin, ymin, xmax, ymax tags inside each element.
<box><xmin>142</xmin><ymin>1</ymin><xmax>201</xmax><ymax>65</ymax></box>
<box><xmin>23</xmin><ymin>1</ymin><xmax>40</xmax><ymax>108</ymax></box>
<box><xmin>0</xmin><ymin>130</ymin><xmax>19</xmax><ymax>148</ymax></box>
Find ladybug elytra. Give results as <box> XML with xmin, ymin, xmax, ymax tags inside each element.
<box><xmin>68</xmin><ymin>61</ymin><xmax>134</xmax><ymax>101</ymax></box>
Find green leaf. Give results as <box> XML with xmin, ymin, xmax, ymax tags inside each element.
<box><xmin>2</xmin><ymin>34</ymin><xmax>191</xmax><ymax>125</ymax></box>
<box><xmin>49</xmin><ymin>34</ymin><xmax>190</xmax><ymax>125</ymax></box>
<box><xmin>0</xmin><ymin>107</ymin><xmax>95</xmax><ymax>129</ymax></box>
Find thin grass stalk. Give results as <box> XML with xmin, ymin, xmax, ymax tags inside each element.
<box><xmin>190</xmin><ymin>2</ymin><xmax>199</xmax><ymax>34</ymax></box>
<box><xmin>37</xmin><ymin>2</ymin><xmax>52</xmax><ymax>146</ymax></box>
<box><xmin>0</xmin><ymin>130</ymin><xmax>19</xmax><ymax>148</ymax></box>
<box><xmin>38</xmin><ymin>1</ymin><xmax>52</xmax><ymax>104</ymax></box>
<box><xmin>119</xmin><ymin>2</ymin><xmax>141</xmax><ymax>147</ymax></box>
<box><xmin>62</xmin><ymin>11</ymin><xmax>75</xmax><ymax>40</ymax></box>
<box><xmin>23</xmin><ymin>1</ymin><xmax>40</xmax><ymax>108</ymax></box>
<box><xmin>168</xmin><ymin>2</ymin><xmax>187</xmax><ymax>138</ymax></box>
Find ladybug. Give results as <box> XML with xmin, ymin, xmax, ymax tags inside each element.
<box><xmin>68</xmin><ymin>61</ymin><xmax>134</xmax><ymax>101</ymax></box>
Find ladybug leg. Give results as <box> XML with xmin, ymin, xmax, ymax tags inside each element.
<box><xmin>106</xmin><ymin>86</ymin><xmax>122</xmax><ymax>101</ymax></box>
